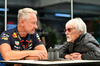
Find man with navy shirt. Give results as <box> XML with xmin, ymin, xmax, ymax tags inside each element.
<box><xmin>0</xmin><ymin>8</ymin><xmax>47</xmax><ymax>66</ymax></box>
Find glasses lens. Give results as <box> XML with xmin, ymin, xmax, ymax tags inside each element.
<box><xmin>67</xmin><ymin>28</ymin><xmax>71</xmax><ymax>32</ymax></box>
<box><xmin>64</xmin><ymin>28</ymin><xmax>71</xmax><ymax>32</ymax></box>
<box><xmin>64</xmin><ymin>27</ymin><xmax>75</xmax><ymax>32</ymax></box>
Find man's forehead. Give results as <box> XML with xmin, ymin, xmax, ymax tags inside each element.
<box><xmin>66</xmin><ymin>23</ymin><xmax>74</xmax><ymax>28</ymax></box>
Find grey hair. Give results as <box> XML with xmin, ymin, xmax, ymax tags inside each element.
<box><xmin>65</xmin><ymin>17</ymin><xmax>87</xmax><ymax>34</ymax></box>
<box><xmin>17</xmin><ymin>8</ymin><xmax>37</xmax><ymax>23</ymax></box>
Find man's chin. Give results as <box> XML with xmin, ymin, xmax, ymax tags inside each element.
<box><xmin>67</xmin><ymin>41</ymin><xmax>71</xmax><ymax>42</ymax></box>
<box><xmin>29</xmin><ymin>32</ymin><xmax>35</xmax><ymax>34</ymax></box>
<box><xmin>67</xmin><ymin>39</ymin><xmax>71</xmax><ymax>42</ymax></box>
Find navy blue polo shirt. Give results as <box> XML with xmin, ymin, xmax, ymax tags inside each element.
<box><xmin>0</xmin><ymin>27</ymin><xmax>43</xmax><ymax>50</ymax></box>
<box><xmin>0</xmin><ymin>27</ymin><xmax>43</xmax><ymax>65</ymax></box>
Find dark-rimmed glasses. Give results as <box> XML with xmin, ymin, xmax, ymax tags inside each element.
<box><xmin>64</xmin><ymin>27</ymin><xmax>75</xmax><ymax>32</ymax></box>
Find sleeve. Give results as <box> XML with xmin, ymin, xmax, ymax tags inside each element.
<box><xmin>81</xmin><ymin>43</ymin><xmax>100</xmax><ymax>60</ymax></box>
<box><xmin>32</xmin><ymin>31</ymin><xmax>43</xmax><ymax>48</ymax></box>
<box><xmin>0</xmin><ymin>32</ymin><xmax>11</xmax><ymax>45</ymax></box>
<box><xmin>59</xmin><ymin>42</ymin><xmax>70</xmax><ymax>58</ymax></box>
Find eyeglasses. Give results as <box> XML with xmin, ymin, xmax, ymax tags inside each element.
<box><xmin>64</xmin><ymin>27</ymin><xmax>75</xmax><ymax>32</ymax></box>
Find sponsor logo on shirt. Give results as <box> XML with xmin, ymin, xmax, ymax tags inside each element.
<box><xmin>30</xmin><ymin>40</ymin><xmax>32</xmax><ymax>42</ymax></box>
<box><xmin>1</xmin><ymin>33</ymin><xmax>9</xmax><ymax>40</ymax></box>
<box><xmin>14</xmin><ymin>45</ymin><xmax>21</xmax><ymax>50</ymax></box>
<box><xmin>3</xmin><ymin>33</ymin><xmax>9</xmax><ymax>37</ymax></box>
<box><xmin>29</xmin><ymin>43</ymin><xmax>32</xmax><ymax>47</ymax></box>
<box><xmin>36</xmin><ymin>33</ymin><xmax>41</xmax><ymax>42</ymax></box>
<box><xmin>15</xmin><ymin>41</ymin><xmax>19</xmax><ymax>45</ymax></box>
<box><xmin>2</xmin><ymin>37</ymin><xmax>8</xmax><ymax>40</ymax></box>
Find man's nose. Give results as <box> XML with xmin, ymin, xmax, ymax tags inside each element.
<box><xmin>65</xmin><ymin>30</ymin><xmax>69</xmax><ymax>35</ymax></box>
<box><xmin>34</xmin><ymin>24</ymin><xmax>38</xmax><ymax>29</ymax></box>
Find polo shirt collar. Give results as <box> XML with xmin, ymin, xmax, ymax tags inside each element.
<box><xmin>14</xmin><ymin>26</ymin><xmax>31</xmax><ymax>41</ymax></box>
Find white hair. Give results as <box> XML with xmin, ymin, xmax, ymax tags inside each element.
<box><xmin>17</xmin><ymin>8</ymin><xmax>37</xmax><ymax>23</ymax></box>
<box><xmin>65</xmin><ymin>17</ymin><xmax>87</xmax><ymax>34</ymax></box>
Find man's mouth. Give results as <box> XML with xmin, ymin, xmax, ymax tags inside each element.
<box><xmin>67</xmin><ymin>36</ymin><xmax>69</xmax><ymax>38</ymax></box>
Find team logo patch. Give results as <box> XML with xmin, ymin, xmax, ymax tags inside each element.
<box><xmin>12</xmin><ymin>32</ymin><xmax>18</xmax><ymax>38</ymax></box>
<box><xmin>15</xmin><ymin>41</ymin><xmax>19</xmax><ymax>45</ymax></box>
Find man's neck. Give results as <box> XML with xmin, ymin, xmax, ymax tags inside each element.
<box><xmin>18</xmin><ymin>25</ymin><xmax>27</xmax><ymax>37</ymax></box>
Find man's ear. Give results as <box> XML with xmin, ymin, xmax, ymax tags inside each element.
<box><xmin>20</xmin><ymin>19</ymin><xmax>25</xmax><ymax>26</ymax></box>
<box><xmin>79</xmin><ymin>31</ymin><xmax>82</xmax><ymax>34</ymax></box>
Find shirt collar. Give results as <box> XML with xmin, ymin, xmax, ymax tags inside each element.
<box><xmin>14</xmin><ymin>26</ymin><xmax>31</xmax><ymax>41</ymax></box>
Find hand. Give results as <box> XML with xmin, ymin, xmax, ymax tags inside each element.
<box><xmin>65</xmin><ymin>53</ymin><xmax>82</xmax><ymax>60</ymax></box>
<box><xmin>14</xmin><ymin>64</ymin><xmax>22</xmax><ymax>66</ymax></box>
<box><xmin>65</xmin><ymin>54</ymin><xmax>71</xmax><ymax>60</ymax></box>
<box><xmin>70</xmin><ymin>52</ymin><xmax>82</xmax><ymax>60</ymax></box>
<box><xmin>29</xmin><ymin>50</ymin><xmax>47</xmax><ymax>59</ymax></box>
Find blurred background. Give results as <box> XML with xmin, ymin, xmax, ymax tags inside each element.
<box><xmin>0</xmin><ymin>0</ymin><xmax>100</xmax><ymax>49</ymax></box>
